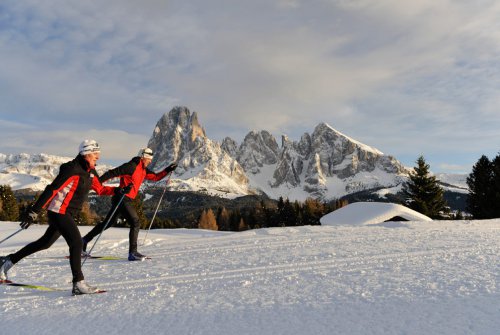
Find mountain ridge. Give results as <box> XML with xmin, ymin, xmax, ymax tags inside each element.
<box><xmin>0</xmin><ymin>106</ymin><xmax>468</xmax><ymax>202</ymax></box>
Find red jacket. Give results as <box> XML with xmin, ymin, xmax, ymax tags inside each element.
<box><xmin>99</xmin><ymin>157</ymin><xmax>167</xmax><ymax>199</ymax></box>
<box><xmin>33</xmin><ymin>155</ymin><xmax>115</xmax><ymax>216</ymax></box>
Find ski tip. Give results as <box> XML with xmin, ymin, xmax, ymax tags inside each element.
<box><xmin>0</xmin><ymin>279</ymin><xmax>13</xmax><ymax>284</ymax></box>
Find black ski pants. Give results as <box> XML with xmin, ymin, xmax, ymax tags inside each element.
<box><xmin>83</xmin><ymin>195</ymin><xmax>141</xmax><ymax>254</ymax></box>
<box><xmin>9</xmin><ymin>211</ymin><xmax>85</xmax><ymax>283</ymax></box>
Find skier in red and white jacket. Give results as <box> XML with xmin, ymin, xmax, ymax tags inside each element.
<box><xmin>0</xmin><ymin>140</ymin><xmax>123</xmax><ymax>295</ymax></box>
<box><xmin>82</xmin><ymin>147</ymin><xmax>177</xmax><ymax>261</ymax></box>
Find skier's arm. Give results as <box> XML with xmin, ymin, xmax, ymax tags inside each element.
<box><xmin>99</xmin><ymin>161</ymin><xmax>136</xmax><ymax>183</ymax></box>
<box><xmin>91</xmin><ymin>171</ymin><xmax>116</xmax><ymax>196</ymax></box>
<box><xmin>144</xmin><ymin>168</ymin><xmax>168</xmax><ymax>182</ymax></box>
<box><xmin>144</xmin><ymin>163</ymin><xmax>177</xmax><ymax>182</ymax></box>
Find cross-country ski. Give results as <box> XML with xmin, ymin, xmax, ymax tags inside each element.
<box><xmin>1</xmin><ymin>279</ymin><xmax>64</xmax><ymax>292</ymax></box>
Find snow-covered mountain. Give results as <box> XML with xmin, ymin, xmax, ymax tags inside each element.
<box><xmin>147</xmin><ymin>107</ymin><xmax>249</xmax><ymax>197</ymax></box>
<box><xmin>0</xmin><ymin>107</ymin><xmax>467</xmax><ymax>202</ymax></box>
<box><xmin>0</xmin><ymin>153</ymin><xmax>111</xmax><ymax>191</ymax></box>
<box><xmin>147</xmin><ymin>107</ymin><xmax>409</xmax><ymax>200</ymax></box>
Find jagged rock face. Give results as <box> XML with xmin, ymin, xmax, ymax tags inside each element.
<box><xmin>147</xmin><ymin>107</ymin><xmax>249</xmax><ymax>193</ymax></box>
<box><xmin>221</xmin><ymin>137</ymin><xmax>238</xmax><ymax>158</ymax></box>
<box><xmin>147</xmin><ymin>106</ymin><xmax>207</xmax><ymax>167</ymax></box>
<box><xmin>236</xmin><ymin>130</ymin><xmax>280</xmax><ymax>174</ymax></box>
<box><xmin>261</xmin><ymin>123</ymin><xmax>406</xmax><ymax>196</ymax></box>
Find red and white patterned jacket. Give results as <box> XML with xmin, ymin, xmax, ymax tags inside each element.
<box><xmin>32</xmin><ymin>155</ymin><xmax>115</xmax><ymax>216</ymax></box>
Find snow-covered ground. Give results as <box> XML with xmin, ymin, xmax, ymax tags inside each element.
<box><xmin>1</xmin><ymin>220</ymin><xmax>498</xmax><ymax>335</ymax></box>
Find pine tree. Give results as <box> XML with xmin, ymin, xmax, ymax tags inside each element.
<box><xmin>466</xmin><ymin>155</ymin><xmax>494</xmax><ymax>219</ymax></box>
<box><xmin>0</xmin><ymin>185</ymin><xmax>19</xmax><ymax>221</ymax></box>
<box><xmin>402</xmin><ymin>156</ymin><xmax>448</xmax><ymax>219</ymax></box>
<box><xmin>302</xmin><ymin>198</ymin><xmax>325</xmax><ymax>226</ymax></box>
<box><xmin>238</xmin><ymin>218</ymin><xmax>248</xmax><ymax>231</ymax></box>
<box><xmin>217</xmin><ymin>207</ymin><xmax>230</xmax><ymax>231</ymax></box>
<box><xmin>492</xmin><ymin>153</ymin><xmax>500</xmax><ymax>218</ymax></box>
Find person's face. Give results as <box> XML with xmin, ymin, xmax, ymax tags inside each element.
<box><xmin>84</xmin><ymin>152</ymin><xmax>100</xmax><ymax>169</ymax></box>
<box><xmin>142</xmin><ymin>157</ymin><xmax>152</xmax><ymax>167</ymax></box>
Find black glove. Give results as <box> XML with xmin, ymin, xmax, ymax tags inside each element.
<box><xmin>20</xmin><ymin>208</ymin><xmax>38</xmax><ymax>229</ymax></box>
<box><xmin>165</xmin><ymin>163</ymin><xmax>178</xmax><ymax>173</ymax></box>
<box><xmin>115</xmin><ymin>184</ymin><xmax>133</xmax><ymax>195</ymax></box>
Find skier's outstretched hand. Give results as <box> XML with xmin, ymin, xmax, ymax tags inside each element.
<box><xmin>20</xmin><ymin>207</ymin><xmax>38</xmax><ymax>229</ymax></box>
<box><xmin>165</xmin><ymin>163</ymin><xmax>178</xmax><ymax>173</ymax></box>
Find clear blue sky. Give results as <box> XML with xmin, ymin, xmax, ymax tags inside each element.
<box><xmin>1</xmin><ymin>0</ymin><xmax>499</xmax><ymax>173</ymax></box>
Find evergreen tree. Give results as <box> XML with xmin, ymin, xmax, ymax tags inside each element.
<box><xmin>74</xmin><ymin>201</ymin><xmax>99</xmax><ymax>226</ymax></box>
<box><xmin>229</xmin><ymin>209</ymin><xmax>241</xmax><ymax>231</ymax></box>
<box><xmin>217</xmin><ymin>207</ymin><xmax>231</xmax><ymax>231</ymax></box>
<box><xmin>402</xmin><ymin>156</ymin><xmax>448</xmax><ymax>219</ymax></box>
<box><xmin>492</xmin><ymin>153</ymin><xmax>500</xmax><ymax>218</ymax></box>
<box><xmin>238</xmin><ymin>217</ymin><xmax>248</xmax><ymax>231</ymax></box>
<box><xmin>302</xmin><ymin>198</ymin><xmax>325</xmax><ymax>226</ymax></box>
<box><xmin>466</xmin><ymin>155</ymin><xmax>495</xmax><ymax>219</ymax></box>
<box><xmin>0</xmin><ymin>185</ymin><xmax>19</xmax><ymax>221</ymax></box>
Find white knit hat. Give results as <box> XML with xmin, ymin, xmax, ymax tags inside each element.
<box><xmin>79</xmin><ymin>139</ymin><xmax>100</xmax><ymax>155</ymax></box>
<box><xmin>138</xmin><ymin>147</ymin><xmax>154</xmax><ymax>159</ymax></box>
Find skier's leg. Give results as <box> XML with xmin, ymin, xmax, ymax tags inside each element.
<box><xmin>8</xmin><ymin>215</ymin><xmax>61</xmax><ymax>264</ymax></box>
<box><xmin>121</xmin><ymin>199</ymin><xmax>141</xmax><ymax>254</ymax></box>
<box><xmin>82</xmin><ymin>195</ymin><xmax>122</xmax><ymax>244</ymax></box>
<box><xmin>51</xmin><ymin>212</ymin><xmax>85</xmax><ymax>283</ymax></box>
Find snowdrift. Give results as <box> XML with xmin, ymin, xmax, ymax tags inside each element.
<box><xmin>320</xmin><ymin>201</ymin><xmax>432</xmax><ymax>226</ymax></box>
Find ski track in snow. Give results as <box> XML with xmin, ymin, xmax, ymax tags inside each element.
<box><xmin>1</xmin><ymin>222</ymin><xmax>499</xmax><ymax>335</ymax></box>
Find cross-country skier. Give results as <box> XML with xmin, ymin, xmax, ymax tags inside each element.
<box><xmin>0</xmin><ymin>140</ymin><xmax>124</xmax><ymax>295</ymax></box>
<box><xmin>81</xmin><ymin>148</ymin><xmax>177</xmax><ymax>261</ymax></box>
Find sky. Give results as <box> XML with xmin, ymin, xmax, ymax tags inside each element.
<box><xmin>1</xmin><ymin>0</ymin><xmax>500</xmax><ymax>173</ymax></box>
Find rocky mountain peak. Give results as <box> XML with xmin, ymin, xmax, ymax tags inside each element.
<box><xmin>146</xmin><ymin>107</ymin><xmax>249</xmax><ymax>195</ymax></box>
<box><xmin>148</xmin><ymin>106</ymin><xmax>207</xmax><ymax>167</ymax></box>
<box><xmin>236</xmin><ymin>130</ymin><xmax>280</xmax><ymax>174</ymax></box>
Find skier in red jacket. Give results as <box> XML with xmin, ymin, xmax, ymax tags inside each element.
<box><xmin>0</xmin><ymin>140</ymin><xmax>121</xmax><ymax>295</ymax></box>
<box><xmin>82</xmin><ymin>148</ymin><xmax>177</xmax><ymax>261</ymax></box>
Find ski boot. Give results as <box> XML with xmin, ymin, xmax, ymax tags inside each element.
<box><xmin>72</xmin><ymin>280</ymin><xmax>100</xmax><ymax>295</ymax></box>
<box><xmin>128</xmin><ymin>251</ymin><xmax>147</xmax><ymax>261</ymax></box>
<box><xmin>0</xmin><ymin>256</ymin><xmax>13</xmax><ymax>281</ymax></box>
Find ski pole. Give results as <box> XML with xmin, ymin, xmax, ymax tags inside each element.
<box><xmin>82</xmin><ymin>192</ymin><xmax>127</xmax><ymax>266</ymax></box>
<box><xmin>0</xmin><ymin>228</ymin><xmax>23</xmax><ymax>245</ymax></box>
<box><xmin>141</xmin><ymin>172</ymin><xmax>172</xmax><ymax>246</ymax></box>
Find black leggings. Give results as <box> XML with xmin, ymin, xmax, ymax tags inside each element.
<box><xmin>9</xmin><ymin>211</ymin><xmax>84</xmax><ymax>283</ymax></box>
<box><xmin>83</xmin><ymin>195</ymin><xmax>141</xmax><ymax>253</ymax></box>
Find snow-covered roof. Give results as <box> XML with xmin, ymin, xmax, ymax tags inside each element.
<box><xmin>320</xmin><ymin>202</ymin><xmax>432</xmax><ymax>226</ymax></box>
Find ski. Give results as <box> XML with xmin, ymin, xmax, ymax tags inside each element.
<box><xmin>69</xmin><ymin>255</ymin><xmax>127</xmax><ymax>260</ymax></box>
<box><xmin>68</xmin><ymin>255</ymin><xmax>152</xmax><ymax>260</ymax></box>
<box><xmin>1</xmin><ymin>279</ymin><xmax>107</xmax><ymax>294</ymax></box>
<box><xmin>1</xmin><ymin>279</ymin><xmax>65</xmax><ymax>291</ymax></box>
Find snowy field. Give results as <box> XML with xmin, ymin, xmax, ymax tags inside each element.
<box><xmin>1</xmin><ymin>220</ymin><xmax>499</xmax><ymax>335</ymax></box>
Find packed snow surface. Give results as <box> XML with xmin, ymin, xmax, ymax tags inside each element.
<box><xmin>1</xmin><ymin>220</ymin><xmax>498</xmax><ymax>335</ymax></box>
<box><xmin>320</xmin><ymin>202</ymin><xmax>433</xmax><ymax>226</ymax></box>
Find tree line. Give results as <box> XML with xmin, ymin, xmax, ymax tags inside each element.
<box><xmin>152</xmin><ymin>197</ymin><xmax>348</xmax><ymax>231</ymax></box>
<box><xmin>401</xmin><ymin>152</ymin><xmax>500</xmax><ymax>220</ymax></box>
<box><xmin>0</xmin><ymin>185</ymin><xmax>346</xmax><ymax>232</ymax></box>
<box><xmin>466</xmin><ymin>153</ymin><xmax>500</xmax><ymax>219</ymax></box>
<box><xmin>2</xmin><ymin>151</ymin><xmax>499</xmax><ymax>228</ymax></box>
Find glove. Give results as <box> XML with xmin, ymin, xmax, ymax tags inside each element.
<box><xmin>115</xmin><ymin>184</ymin><xmax>133</xmax><ymax>195</ymax></box>
<box><xmin>165</xmin><ymin>163</ymin><xmax>178</xmax><ymax>173</ymax></box>
<box><xmin>20</xmin><ymin>208</ymin><xmax>38</xmax><ymax>229</ymax></box>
